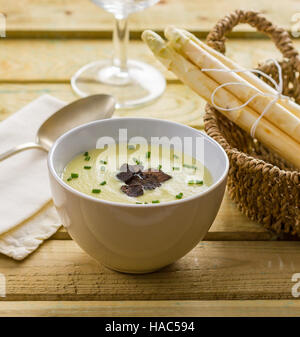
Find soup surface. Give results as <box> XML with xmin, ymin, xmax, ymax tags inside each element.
<box><xmin>62</xmin><ymin>143</ymin><xmax>212</xmax><ymax>204</ymax></box>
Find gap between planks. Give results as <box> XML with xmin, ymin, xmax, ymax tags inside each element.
<box><xmin>4</xmin><ymin>30</ymin><xmax>283</xmax><ymax>40</ymax></box>
<box><xmin>52</xmin><ymin>229</ymin><xmax>276</xmax><ymax>241</ymax></box>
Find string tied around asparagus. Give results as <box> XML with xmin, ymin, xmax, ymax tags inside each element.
<box><xmin>202</xmin><ymin>58</ymin><xmax>290</xmax><ymax>138</ymax></box>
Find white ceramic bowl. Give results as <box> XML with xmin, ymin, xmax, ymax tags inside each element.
<box><xmin>48</xmin><ymin>118</ymin><xmax>229</xmax><ymax>273</ymax></box>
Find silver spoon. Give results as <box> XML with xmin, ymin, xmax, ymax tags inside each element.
<box><xmin>0</xmin><ymin>94</ymin><xmax>116</xmax><ymax>162</ymax></box>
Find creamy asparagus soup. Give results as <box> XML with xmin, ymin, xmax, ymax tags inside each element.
<box><xmin>62</xmin><ymin>143</ymin><xmax>212</xmax><ymax>204</ymax></box>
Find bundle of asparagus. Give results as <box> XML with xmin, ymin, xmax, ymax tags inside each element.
<box><xmin>142</xmin><ymin>28</ymin><xmax>300</xmax><ymax>169</ymax></box>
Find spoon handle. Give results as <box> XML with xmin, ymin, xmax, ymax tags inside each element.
<box><xmin>0</xmin><ymin>142</ymin><xmax>47</xmax><ymax>162</ymax></box>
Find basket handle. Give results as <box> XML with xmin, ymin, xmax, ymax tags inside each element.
<box><xmin>206</xmin><ymin>10</ymin><xmax>300</xmax><ymax>72</ymax></box>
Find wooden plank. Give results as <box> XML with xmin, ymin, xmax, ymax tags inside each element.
<box><xmin>0</xmin><ymin>39</ymin><xmax>298</xmax><ymax>82</ymax></box>
<box><xmin>0</xmin><ymin>83</ymin><xmax>205</xmax><ymax>127</ymax></box>
<box><xmin>1</xmin><ymin>300</ymin><xmax>300</xmax><ymax>317</ymax></box>
<box><xmin>0</xmin><ymin>83</ymin><xmax>77</xmax><ymax>121</ymax></box>
<box><xmin>53</xmin><ymin>190</ymin><xmax>272</xmax><ymax>241</ymax></box>
<box><xmin>0</xmin><ymin>39</ymin><xmax>172</xmax><ymax>82</ymax></box>
<box><xmin>206</xmin><ymin>190</ymin><xmax>272</xmax><ymax>240</ymax></box>
<box><xmin>0</xmin><ymin>240</ymin><xmax>299</xmax><ymax>301</ymax></box>
<box><xmin>0</xmin><ymin>0</ymin><xmax>298</xmax><ymax>38</ymax></box>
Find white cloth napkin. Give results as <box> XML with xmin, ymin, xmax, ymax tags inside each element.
<box><xmin>0</xmin><ymin>95</ymin><xmax>65</xmax><ymax>260</ymax></box>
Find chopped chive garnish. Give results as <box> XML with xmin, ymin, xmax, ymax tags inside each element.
<box><xmin>176</xmin><ymin>192</ymin><xmax>183</xmax><ymax>199</ymax></box>
<box><xmin>136</xmin><ymin>202</ymin><xmax>142</xmax><ymax>204</ymax></box>
<box><xmin>158</xmin><ymin>164</ymin><xmax>162</xmax><ymax>170</ymax></box>
<box><xmin>100</xmin><ymin>181</ymin><xmax>106</xmax><ymax>186</ymax></box>
<box><xmin>67</xmin><ymin>177</ymin><xmax>72</xmax><ymax>182</ymax></box>
<box><xmin>133</xmin><ymin>157</ymin><xmax>141</xmax><ymax>165</ymax></box>
<box><xmin>152</xmin><ymin>200</ymin><xmax>160</xmax><ymax>204</ymax></box>
<box><xmin>84</xmin><ymin>152</ymin><xmax>89</xmax><ymax>157</ymax></box>
<box><xmin>100</xmin><ymin>160</ymin><xmax>107</xmax><ymax>164</ymax></box>
<box><xmin>84</xmin><ymin>156</ymin><xmax>91</xmax><ymax>161</ymax></box>
<box><xmin>100</xmin><ymin>166</ymin><xmax>105</xmax><ymax>172</ymax></box>
<box><xmin>172</xmin><ymin>167</ymin><xmax>180</xmax><ymax>171</ymax></box>
<box><xmin>71</xmin><ymin>173</ymin><xmax>79</xmax><ymax>178</ymax></box>
<box><xmin>84</xmin><ymin>166</ymin><xmax>91</xmax><ymax>169</ymax></box>
<box><xmin>92</xmin><ymin>189</ymin><xmax>101</xmax><ymax>194</ymax></box>
<box><xmin>128</xmin><ymin>145</ymin><xmax>135</xmax><ymax>150</ymax></box>
<box><xmin>183</xmin><ymin>164</ymin><xmax>197</xmax><ymax>170</ymax></box>
<box><xmin>144</xmin><ymin>202</ymin><xmax>148</xmax><ymax>204</ymax></box>
<box><xmin>173</xmin><ymin>154</ymin><xmax>179</xmax><ymax>159</ymax></box>
<box><xmin>146</xmin><ymin>151</ymin><xmax>151</xmax><ymax>158</ymax></box>
<box><xmin>188</xmin><ymin>180</ymin><xmax>203</xmax><ymax>185</ymax></box>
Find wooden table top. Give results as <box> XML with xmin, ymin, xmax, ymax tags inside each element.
<box><xmin>0</xmin><ymin>0</ymin><xmax>300</xmax><ymax>317</ymax></box>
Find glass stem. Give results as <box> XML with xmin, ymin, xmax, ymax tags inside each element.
<box><xmin>113</xmin><ymin>17</ymin><xmax>129</xmax><ymax>72</ymax></box>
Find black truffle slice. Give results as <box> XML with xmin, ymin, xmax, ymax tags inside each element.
<box><xmin>117</xmin><ymin>163</ymin><xmax>172</xmax><ymax>197</ymax></box>
<box><xmin>117</xmin><ymin>163</ymin><xmax>144</xmax><ymax>183</ymax></box>
<box><xmin>121</xmin><ymin>184</ymin><xmax>144</xmax><ymax>197</ymax></box>
<box><xmin>128</xmin><ymin>175</ymin><xmax>143</xmax><ymax>185</ymax></box>
<box><xmin>116</xmin><ymin>170</ymin><xmax>134</xmax><ymax>183</ymax></box>
<box><xmin>140</xmin><ymin>175</ymin><xmax>161</xmax><ymax>190</ymax></box>
<box><xmin>142</xmin><ymin>169</ymin><xmax>172</xmax><ymax>183</ymax></box>
<box><xmin>125</xmin><ymin>174</ymin><xmax>160</xmax><ymax>190</ymax></box>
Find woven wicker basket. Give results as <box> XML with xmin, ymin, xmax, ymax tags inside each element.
<box><xmin>203</xmin><ymin>10</ymin><xmax>300</xmax><ymax>237</ymax></box>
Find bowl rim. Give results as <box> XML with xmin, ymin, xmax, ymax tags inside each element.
<box><xmin>48</xmin><ymin>117</ymin><xmax>229</xmax><ymax>208</ymax></box>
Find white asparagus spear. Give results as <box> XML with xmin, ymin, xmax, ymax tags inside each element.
<box><xmin>181</xmin><ymin>28</ymin><xmax>300</xmax><ymax>120</ymax></box>
<box><xmin>165</xmin><ymin>26</ymin><xmax>300</xmax><ymax>144</ymax></box>
<box><xmin>142</xmin><ymin>30</ymin><xmax>300</xmax><ymax>168</ymax></box>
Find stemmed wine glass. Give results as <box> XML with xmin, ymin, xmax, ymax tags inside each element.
<box><xmin>71</xmin><ymin>0</ymin><xmax>166</xmax><ymax>109</ymax></box>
